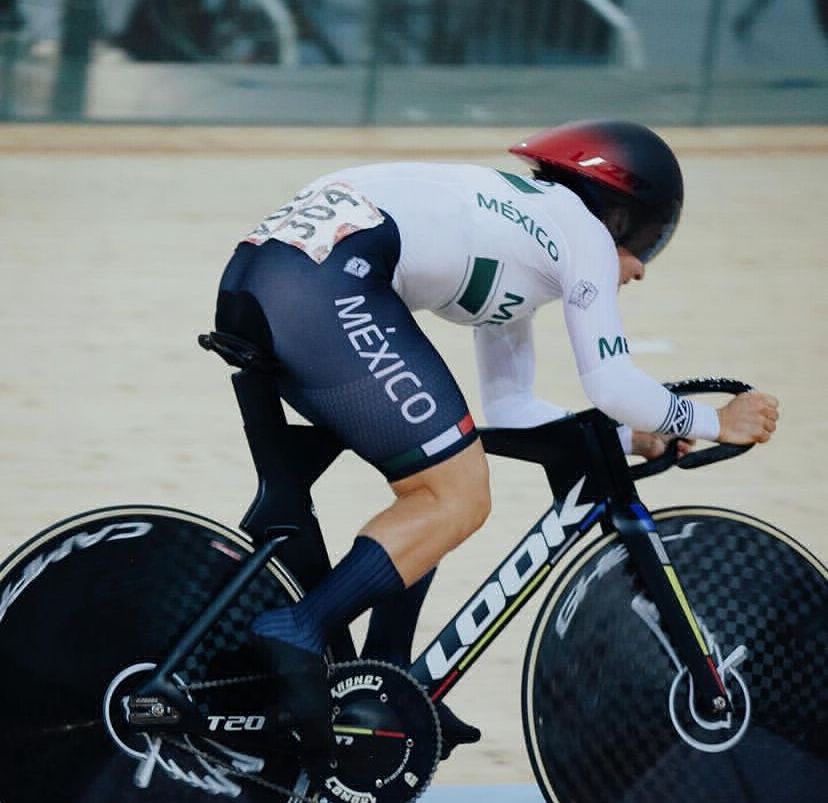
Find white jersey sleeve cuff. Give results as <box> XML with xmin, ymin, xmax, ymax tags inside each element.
<box><xmin>580</xmin><ymin>357</ymin><xmax>721</xmax><ymax>441</ymax></box>
<box><xmin>691</xmin><ymin>402</ymin><xmax>720</xmax><ymax>441</ymax></box>
<box><xmin>616</xmin><ymin>424</ymin><xmax>633</xmax><ymax>454</ymax></box>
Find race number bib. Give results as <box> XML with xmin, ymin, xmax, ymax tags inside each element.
<box><xmin>245</xmin><ymin>181</ymin><xmax>385</xmax><ymax>264</ymax></box>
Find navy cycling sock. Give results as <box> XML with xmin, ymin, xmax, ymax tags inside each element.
<box><xmin>362</xmin><ymin>568</ymin><xmax>436</xmax><ymax>667</ymax></box>
<box><xmin>252</xmin><ymin>535</ymin><xmax>404</xmax><ymax>655</ymax></box>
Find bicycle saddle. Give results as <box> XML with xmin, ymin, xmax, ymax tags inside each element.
<box><xmin>198</xmin><ymin>331</ymin><xmax>280</xmax><ymax>374</ymax></box>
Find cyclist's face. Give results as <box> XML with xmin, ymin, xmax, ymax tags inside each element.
<box><xmin>617</xmin><ymin>246</ymin><xmax>645</xmax><ymax>287</ymax></box>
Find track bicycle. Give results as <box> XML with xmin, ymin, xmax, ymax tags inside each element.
<box><xmin>0</xmin><ymin>331</ymin><xmax>824</xmax><ymax>803</ymax></box>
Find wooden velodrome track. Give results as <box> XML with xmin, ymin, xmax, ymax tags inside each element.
<box><xmin>1</xmin><ymin>124</ymin><xmax>826</xmax><ymax>784</ymax></box>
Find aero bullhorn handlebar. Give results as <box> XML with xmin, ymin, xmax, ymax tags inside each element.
<box><xmin>630</xmin><ymin>377</ymin><xmax>754</xmax><ymax>480</ymax></box>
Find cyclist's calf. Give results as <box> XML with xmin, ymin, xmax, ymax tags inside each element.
<box><xmin>364</xmin><ymin>441</ymin><xmax>491</xmax><ymax>585</ymax></box>
<box><xmin>416</xmin><ymin>441</ymin><xmax>491</xmax><ymax>550</ymax></box>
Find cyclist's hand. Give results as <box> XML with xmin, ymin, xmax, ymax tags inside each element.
<box><xmin>632</xmin><ymin>432</ymin><xmax>695</xmax><ymax>460</ymax></box>
<box><xmin>717</xmin><ymin>391</ymin><xmax>779</xmax><ymax>444</ymax></box>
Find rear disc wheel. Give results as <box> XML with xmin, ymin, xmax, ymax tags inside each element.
<box><xmin>0</xmin><ymin>506</ymin><xmax>307</xmax><ymax>802</ymax></box>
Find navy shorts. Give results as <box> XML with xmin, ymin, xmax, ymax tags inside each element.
<box><xmin>215</xmin><ymin>214</ymin><xmax>477</xmax><ymax>482</ymax></box>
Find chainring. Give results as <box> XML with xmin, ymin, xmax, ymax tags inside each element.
<box><xmin>106</xmin><ymin>655</ymin><xmax>440</xmax><ymax>802</ymax></box>
<box><xmin>313</xmin><ymin>660</ymin><xmax>442</xmax><ymax>803</ymax></box>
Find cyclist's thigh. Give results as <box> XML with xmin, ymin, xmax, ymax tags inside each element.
<box><xmin>216</xmin><ymin>219</ymin><xmax>477</xmax><ymax>482</ymax></box>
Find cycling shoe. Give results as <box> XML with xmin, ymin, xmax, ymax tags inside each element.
<box><xmin>251</xmin><ymin>634</ymin><xmax>334</xmax><ymax>761</ymax></box>
<box><xmin>436</xmin><ymin>700</ymin><xmax>481</xmax><ymax>760</ymax></box>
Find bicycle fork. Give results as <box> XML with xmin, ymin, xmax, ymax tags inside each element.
<box><xmin>579</xmin><ymin>409</ymin><xmax>732</xmax><ymax>715</ymax></box>
<box><xmin>613</xmin><ymin>503</ymin><xmax>731</xmax><ymax>715</ymax></box>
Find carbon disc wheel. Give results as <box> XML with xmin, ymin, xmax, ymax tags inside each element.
<box><xmin>0</xmin><ymin>506</ymin><xmax>307</xmax><ymax>803</ymax></box>
<box><xmin>522</xmin><ymin>507</ymin><xmax>827</xmax><ymax>803</ymax></box>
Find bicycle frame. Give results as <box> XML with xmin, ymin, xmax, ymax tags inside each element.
<box><xmin>409</xmin><ymin>412</ymin><xmax>729</xmax><ymax>713</ymax></box>
<box><xmin>133</xmin><ymin>351</ymin><xmax>730</xmax><ymax>730</ymax></box>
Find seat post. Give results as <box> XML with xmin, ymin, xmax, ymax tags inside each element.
<box><xmin>199</xmin><ymin>330</ymin><xmax>354</xmax><ymax>657</ymax></box>
<box><xmin>230</xmin><ymin>368</ymin><xmax>303</xmax><ymax>540</ymax></box>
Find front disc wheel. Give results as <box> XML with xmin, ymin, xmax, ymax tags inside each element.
<box><xmin>522</xmin><ymin>507</ymin><xmax>827</xmax><ymax>803</ymax></box>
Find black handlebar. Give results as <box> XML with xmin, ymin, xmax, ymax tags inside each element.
<box><xmin>629</xmin><ymin>377</ymin><xmax>754</xmax><ymax>480</ymax></box>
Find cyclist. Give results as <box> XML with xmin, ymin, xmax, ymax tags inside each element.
<box><xmin>213</xmin><ymin>120</ymin><xmax>779</xmax><ymax>761</ymax></box>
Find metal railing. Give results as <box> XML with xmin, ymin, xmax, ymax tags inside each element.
<box><xmin>1</xmin><ymin>0</ymin><xmax>826</xmax><ymax>125</ymax></box>
<box><xmin>581</xmin><ymin>0</ymin><xmax>644</xmax><ymax>69</ymax></box>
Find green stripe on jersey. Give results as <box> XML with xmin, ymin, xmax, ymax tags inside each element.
<box><xmin>458</xmin><ymin>257</ymin><xmax>498</xmax><ymax>314</ymax></box>
<box><xmin>382</xmin><ymin>445</ymin><xmax>423</xmax><ymax>474</ymax></box>
<box><xmin>496</xmin><ymin>170</ymin><xmax>543</xmax><ymax>194</ymax></box>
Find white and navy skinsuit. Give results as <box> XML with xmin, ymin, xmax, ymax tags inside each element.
<box><xmin>216</xmin><ymin>163</ymin><xmax>719</xmax><ymax>481</ymax></box>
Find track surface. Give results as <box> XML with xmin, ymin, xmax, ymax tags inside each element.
<box><xmin>424</xmin><ymin>785</ymin><xmax>542</xmax><ymax>802</ymax></box>
<box><xmin>1</xmin><ymin>124</ymin><xmax>826</xmax><ymax>784</ymax></box>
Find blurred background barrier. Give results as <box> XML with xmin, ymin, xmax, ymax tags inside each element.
<box><xmin>0</xmin><ymin>1</ymin><xmax>826</xmax><ymax>125</ymax></box>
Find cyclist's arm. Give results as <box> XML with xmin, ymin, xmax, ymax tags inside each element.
<box><xmin>473</xmin><ymin>316</ymin><xmax>572</xmax><ymax>427</ymax></box>
<box><xmin>563</xmin><ymin>222</ymin><xmax>720</xmax><ymax>440</ymax></box>
<box><xmin>474</xmin><ymin>317</ymin><xmax>635</xmax><ymax>451</ymax></box>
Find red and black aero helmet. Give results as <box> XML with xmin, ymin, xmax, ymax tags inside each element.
<box><xmin>509</xmin><ymin>120</ymin><xmax>683</xmax><ymax>263</ymax></box>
